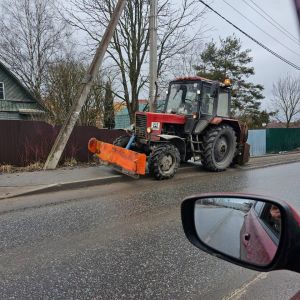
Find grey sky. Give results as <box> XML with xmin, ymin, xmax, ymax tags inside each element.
<box><xmin>67</xmin><ymin>0</ymin><xmax>299</xmax><ymax>111</ymax></box>
<box><xmin>198</xmin><ymin>0</ymin><xmax>300</xmax><ymax>110</ymax></box>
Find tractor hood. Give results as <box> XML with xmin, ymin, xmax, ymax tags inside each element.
<box><xmin>136</xmin><ymin>111</ymin><xmax>186</xmax><ymax>127</ymax></box>
<box><xmin>135</xmin><ymin>111</ymin><xmax>186</xmax><ymax>140</ymax></box>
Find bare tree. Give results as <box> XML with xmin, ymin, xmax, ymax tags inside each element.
<box><xmin>44</xmin><ymin>57</ymin><xmax>107</xmax><ymax>127</ymax></box>
<box><xmin>165</xmin><ymin>40</ymin><xmax>205</xmax><ymax>84</ymax></box>
<box><xmin>156</xmin><ymin>1</ymin><xmax>207</xmax><ymax>90</ymax></box>
<box><xmin>271</xmin><ymin>74</ymin><xmax>300</xmax><ymax>128</ymax></box>
<box><xmin>0</xmin><ymin>0</ymin><xmax>70</xmax><ymax>99</ymax></box>
<box><xmin>64</xmin><ymin>0</ymin><xmax>207</xmax><ymax>123</ymax></box>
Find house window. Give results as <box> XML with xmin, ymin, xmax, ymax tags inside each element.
<box><xmin>0</xmin><ymin>83</ymin><xmax>4</xmax><ymax>100</ymax></box>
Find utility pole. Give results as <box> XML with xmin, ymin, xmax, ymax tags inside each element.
<box><xmin>149</xmin><ymin>0</ymin><xmax>158</xmax><ymax>112</ymax></box>
<box><xmin>44</xmin><ymin>0</ymin><xmax>127</xmax><ymax>170</ymax></box>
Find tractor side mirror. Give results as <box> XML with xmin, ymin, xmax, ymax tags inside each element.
<box><xmin>181</xmin><ymin>193</ymin><xmax>300</xmax><ymax>273</ymax></box>
<box><xmin>210</xmin><ymin>82</ymin><xmax>219</xmax><ymax>98</ymax></box>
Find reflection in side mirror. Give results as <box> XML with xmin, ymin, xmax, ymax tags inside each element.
<box><xmin>194</xmin><ymin>198</ymin><xmax>282</xmax><ymax>267</ymax></box>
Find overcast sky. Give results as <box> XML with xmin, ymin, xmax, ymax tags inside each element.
<box><xmin>198</xmin><ymin>0</ymin><xmax>300</xmax><ymax>110</ymax></box>
<box><xmin>70</xmin><ymin>0</ymin><xmax>300</xmax><ymax>110</ymax></box>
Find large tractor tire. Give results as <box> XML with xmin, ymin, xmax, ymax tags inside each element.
<box><xmin>113</xmin><ymin>135</ymin><xmax>130</xmax><ymax>148</ymax></box>
<box><xmin>201</xmin><ymin>125</ymin><xmax>237</xmax><ymax>171</ymax></box>
<box><xmin>149</xmin><ymin>144</ymin><xmax>180</xmax><ymax>180</ymax></box>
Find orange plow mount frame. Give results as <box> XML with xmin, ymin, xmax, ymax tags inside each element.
<box><xmin>88</xmin><ymin>138</ymin><xmax>147</xmax><ymax>177</ymax></box>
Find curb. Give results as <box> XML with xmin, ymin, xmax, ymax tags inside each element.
<box><xmin>249</xmin><ymin>151</ymin><xmax>300</xmax><ymax>158</ymax></box>
<box><xmin>0</xmin><ymin>165</ymin><xmax>196</xmax><ymax>200</ymax></box>
<box><xmin>0</xmin><ymin>175</ymin><xmax>123</xmax><ymax>200</ymax></box>
<box><xmin>2</xmin><ymin>157</ymin><xmax>300</xmax><ymax>200</ymax></box>
<box><xmin>237</xmin><ymin>158</ymin><xmax>300</xmax><ymax>171</ymax></box>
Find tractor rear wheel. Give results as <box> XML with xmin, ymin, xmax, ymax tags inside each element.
<box><xmin>149</xmin><ymin>144</ymin><xmax>180</xmax><ymax>180</ymax></box>
<box><xmin>201</xmin><ymin>125</ymin><xmax>237</xmax><ymax>171</ymax></box>
<box><xmin>113</xmin><ymin>135</ymin><xmax>130</xmax><ymax>148</ymax></box>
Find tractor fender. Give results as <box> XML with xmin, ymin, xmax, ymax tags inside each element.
<box><xmin>157</xmin><ymin>134</ymin><xmax>186</xmax><ymax>161</ymax></box>
<box><xmin>210</xmin><ymin>117</ymin><xmax>246</xmax><ymax>143</ymax></box>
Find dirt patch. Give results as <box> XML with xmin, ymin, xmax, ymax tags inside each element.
<box><xmin>0</xmin><ymin>159</ymin><xmax>99</xmax><ymax>174</ymax></box>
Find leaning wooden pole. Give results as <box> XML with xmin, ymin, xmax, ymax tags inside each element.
<box><xmin>44</xmin><ymin>0</ymin><xmax>127</xmax><ymax>170</ymax></box>
<box><xmin>149</xmin><ymin>0</ymin><xmax>158</xmax><ymax>112</ymax></box>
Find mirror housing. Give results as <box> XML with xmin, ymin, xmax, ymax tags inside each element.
<box><xmin>181</xmin><ymin>193</ymin><xmax>300</xmax><ymax>273</ymax></box>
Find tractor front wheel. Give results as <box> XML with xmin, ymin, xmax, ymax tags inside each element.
<box><xmin>201</xmin><ymin>125</ymin><xmax>237</xmax><ymax>171</ymax></box>
<box><xmin>149</xmin><ymin>144</ymin><xmax>180</xmax><ymax>180</ymax></box>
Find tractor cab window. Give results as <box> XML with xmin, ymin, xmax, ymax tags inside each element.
<box><xmin>201</xmin><ymin>85</ymin><xmax>214</xmax><ymax>115</ymax></box>
<box><xmin>166</xmin><ymin>82</ymin><xmax>198</xmax><ymax>115</ymax></box>
<box><xmin>217</xmin><ymin>90</ymin><xmax>230</xmax><ymax>117</ymax></box>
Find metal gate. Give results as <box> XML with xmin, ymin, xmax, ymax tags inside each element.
<box><xmin>248</xmin><ymin>129</ymin><xmax>266</xmax><ymax>157</ymax></box>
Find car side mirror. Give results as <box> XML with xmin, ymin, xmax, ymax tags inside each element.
<box><xmin>181</xmin><ymin>193</ymin><xmax>300</xmax><ymax>273</ymax></box>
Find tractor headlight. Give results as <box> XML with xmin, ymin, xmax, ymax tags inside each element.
<box><xmin>147</xmin><ymin>127</ymin><xmax>152</xmax><ymax>134</ymax></box>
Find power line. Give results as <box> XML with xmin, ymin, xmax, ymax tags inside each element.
<box><xmin>223</xmin><ymin>0</ymin><xmax>300</xmax><ymax>59</ymax></box>
<box><xmin>197</xmin><ymin>0</ymin><xmax>300</xmax><ymax>71</ymax></box>
<box><xmin>248</xmin><ymin>0</ymin><xmax>300</xmax><ymax>44</ymax></box>
<box><xmin>242</xmin><ymin>0</ymin><xmax>300</xmax><ymax>47</ymax></box>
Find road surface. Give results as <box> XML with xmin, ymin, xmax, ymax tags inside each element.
<box><xmin>0</xmin><ymin>163</ymin><xmax>299</xmax><ymax>299</ymax></box>
<box><xmin>195</xmin><ymin>207</ymin><xmax>245</xmax><ymax>258</ymax></box>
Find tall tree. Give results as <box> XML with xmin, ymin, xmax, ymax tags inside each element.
<box><xmin>195</xmin><ymin>35</ymin><xmax>265</xmax><ymax>122</ymax></box>
<box><xmin>103</xmin><ymin>81</ymin><xmax>115</xmax><ymax>129</ymax></box>
<box><xmin>0</xmin><ymin>0</ymin><xmax>70</xmax><ymax>99</ymax></box>
<box><xmin>271</xmin><ymin>74</ymin><xmax>300</xmax><ymax>128</ymax></box>
<box><xmin>44</xmin><ymin>58</ymin><xmax>106</xmax><ymax>126</ymax></box>
<box><xmin>64</xmin><ymin>0</ymin><xmax>207</xmax><ymax>123</ymax></box>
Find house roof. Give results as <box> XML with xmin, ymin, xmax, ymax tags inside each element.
<box><xmin>0</xmin><ymin>60</ymin><xmax>47</xmax><ymax>111</ymax></box>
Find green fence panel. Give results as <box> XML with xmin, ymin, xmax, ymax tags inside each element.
<box><xmin>266</xmin><ymin>128</ymin><xmax>300</xmax><ymax>153</ymax></box>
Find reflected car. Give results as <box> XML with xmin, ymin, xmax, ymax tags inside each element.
<box><xmin>240</xmin><ymin>201</ymin><xmax>281</xmax><ymax>266</ymax></box>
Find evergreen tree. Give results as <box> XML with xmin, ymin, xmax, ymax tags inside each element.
<box><xmin>195</xmin><ymin>35</ymin><xmax>265</xmax><ymax>124</ymax></box>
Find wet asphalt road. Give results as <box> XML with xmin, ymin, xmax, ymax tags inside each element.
<box><xmin>0</xmin><ymin>163</ymin><xmax>300</xmax><ymax>299</ymax></box>
<box><xmin>195</xmin><ymin>207</ymin><xmax>245</xmax><ymax>258</ymax></box>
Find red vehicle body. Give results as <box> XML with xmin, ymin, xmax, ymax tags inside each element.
<box><xmin>240</xmin><ymin>202</ymin><xmax>279</xmax><ymax>265</ymax></box>
<box><xmin>135</xmin><ymin>112</ymin><xmax>186</xmax><ymax>142</ymax></box>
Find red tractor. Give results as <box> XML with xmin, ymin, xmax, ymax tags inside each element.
<box><xmin>88</xmin><ymin>76</ymin><xmax>250</xmax><ymax>179</ymax></box>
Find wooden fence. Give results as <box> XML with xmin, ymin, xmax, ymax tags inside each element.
<box><xmin>2</xmin><ymin>121</ymin><xmax>300</xmax><ymax>165</ymax></box>
<box><xmin>0</xmin><ymin>120</ymin><xmax>126</xmax><ymax>166</ymax></box>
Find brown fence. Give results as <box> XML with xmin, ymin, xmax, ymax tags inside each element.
<box><xmin>0</xmin><ymin>120</ymin><xmax>127</xmax><ymax>166</ymax></box>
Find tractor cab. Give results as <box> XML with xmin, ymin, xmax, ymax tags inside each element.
<box><xmin>164</xmin><ymin>77</ymin><xmax>231</xmax><ymax>119</ymax></box>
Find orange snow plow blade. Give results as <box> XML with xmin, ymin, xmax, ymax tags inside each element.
<box><xmin>88</xmin><ymin>138</ymin><xmax>146</xmax><ymax>177</ymax></box>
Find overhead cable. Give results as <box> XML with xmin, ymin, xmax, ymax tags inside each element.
<box><xmin>198</xmin><ymin>0</ymin><xmax>300</xmax><ymax>71</ymax></box>
<box><xmin>248</xmin><ymin>0</ymin><xmax>300</xmax><ymax>44</ymax></box>
<box><xmin>241</xmin><ymin>0</ymin><xmax>300</xmax><ymax>47</ymax></box>
<box><xmin>223</xmin><ymin>0</ymin><xmax>300</xmax><ymax>58</ymax></box>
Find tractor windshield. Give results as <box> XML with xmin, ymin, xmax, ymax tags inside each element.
<box><xmin>165</xmin><ymin>82</ymin><xmax>199</xmax><ymax>115</ymax></box>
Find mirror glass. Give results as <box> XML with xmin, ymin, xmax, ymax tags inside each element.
<box><xmin>194</xmin><ymin>197</ymin><xmax>282</xmax><ymax>266</ymax></box>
